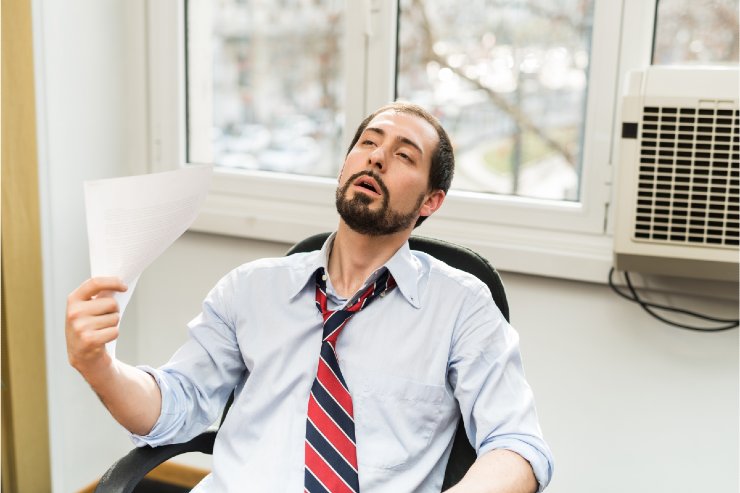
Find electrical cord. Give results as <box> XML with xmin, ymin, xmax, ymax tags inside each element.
<box><xmin>608</xmin><ymin>268</ymin><xmax>739</xmax><ymax>332</ymax></box>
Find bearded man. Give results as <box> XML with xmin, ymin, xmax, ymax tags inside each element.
<box><xmin>66</xmin><ymin>102</ymin><xmax>553</xmax><ymax>493</ymax></box>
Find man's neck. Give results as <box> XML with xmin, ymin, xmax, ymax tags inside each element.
<box><xmin>327</xmin><ymin>222</ymin><xmax>410</xmax><ymax>298</ymax></box>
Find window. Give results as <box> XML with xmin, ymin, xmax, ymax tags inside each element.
<box><xmin>149</xmin><ymin>0</ymin><xmax>735</xmax><ymax>282</ymax></box>
<box><xmin>397</xmin><ymin>0</ymin><xmax>594</xmax><ymax>202</ymax></box>
<box><xmin>187</xmin><ymin>0</ymin><xmax>346</xmax><ymax>177</ymax></box>
<box><xmin>653</xmin><ymin>0</ymin><xmax>739</xmax><ymax>65</ymax></box>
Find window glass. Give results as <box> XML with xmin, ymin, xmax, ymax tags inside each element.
<box><xmin>188</xmin><ymin>0</ymin><xmax>345</xmax><ymax>177</ymax></box>
<box><xmin>653</xmin><ymin>0</ymin><xmax>739</xmax><ymax>65</ymax></box>
<box><xmin>396</xmin><ymin>0</ymin><xmax>595</xmax><ymax>201</ymax></box>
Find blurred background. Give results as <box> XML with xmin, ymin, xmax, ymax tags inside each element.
<box><xmin>198</xmin><ymin>0</ymin><xmax>737</xmax><ymax>200</ymax></box>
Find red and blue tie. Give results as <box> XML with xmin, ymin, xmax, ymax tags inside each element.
<box><xmin>304</xmin><ymin>267</ymin><xmax>396</xmax><ymax>493</ymax></box>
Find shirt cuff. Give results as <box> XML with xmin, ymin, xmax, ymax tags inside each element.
<box><xmin>478</xmin><ymin>436</ymin><xmax>554</xmax><ymax>492</ymax></box>
<box><xmin>128</xmin><ymin>365</ymin><xmax>180</xmax><ymax>447</ymax></box>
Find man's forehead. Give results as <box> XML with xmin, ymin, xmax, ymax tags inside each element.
<box><xmin>364</xmin><ymin>110</ymin><xmax>439</xmax><ymax>150</ymax></box>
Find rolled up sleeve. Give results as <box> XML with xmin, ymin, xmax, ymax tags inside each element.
<box><xmin>449</xmin><ymin>284</ymin><xmax>554</xmax><ymax>491</ymax></box>
<box><xmin>130</xmin><ymin>270</ymin><xmax>247</xmax><ymax>447</ymax></box>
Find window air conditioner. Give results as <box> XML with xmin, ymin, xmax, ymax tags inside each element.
<box><xmin>613</xmin><ymin>66</ymin><xmax>739</xmax><ymax>282</ymax></box>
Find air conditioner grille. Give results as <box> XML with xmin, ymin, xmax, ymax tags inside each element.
<box><xmin>634</xmin><ymin>104</ymin><xmax>739</xmax><ymax>248</ymax></box>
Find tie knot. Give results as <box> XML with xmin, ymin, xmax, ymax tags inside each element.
<box><xmin>314</xmin><ymin>267</ymin><xmax>396</xmax><ymax>342</ymax></box>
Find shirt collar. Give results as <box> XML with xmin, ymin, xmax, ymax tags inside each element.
<box><xmin>287</xmin><ymin>234</ymin><xmax>332</xmax><ymax>301</ymax></box>
<box><xmin>383</xmin><ymin>241</ymin><xmax>422</xmax><ymax>309</ymax></box>
<box><xmin>288</xmin><ymin>232</ymin><xmax>422</xmax><ymax>309</ymax></box>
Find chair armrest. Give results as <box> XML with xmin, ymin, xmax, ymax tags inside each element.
<box><xmin>94</xmin><ymin>430</ymin><xmax>216</xmax><ymax>493</ymax></box>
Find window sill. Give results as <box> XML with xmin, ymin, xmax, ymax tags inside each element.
<box><xmin>189</xmin><ymin>169</ymin><xmax>614</xmax><ymax>284</ymax></box>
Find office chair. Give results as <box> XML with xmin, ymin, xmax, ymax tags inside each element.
<box><xmin>95</xmin><ymin>233</ymin><xmax>510</xmax><ymax>493</ymax></box>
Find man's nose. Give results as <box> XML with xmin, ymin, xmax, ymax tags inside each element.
<box><xmin>368</xmin><ymin>146</ymin><xmax>386</xmax><ymax>171</ymax></box>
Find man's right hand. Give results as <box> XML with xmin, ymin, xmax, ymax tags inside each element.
<box><xmin>65</xmin><ymin>277</ymin><xmax>128</xmax><ymax>377</ymax></box>
<box><xmin>65</xmin><ymin>277</ymin><xmax>162</xmax><ymax>436</ymax></box>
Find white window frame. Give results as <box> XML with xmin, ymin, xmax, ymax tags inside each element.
<box><xmin>147</xmin><ymin>0</ymin><xmax>657</xmax><ymax>283</ymax></box>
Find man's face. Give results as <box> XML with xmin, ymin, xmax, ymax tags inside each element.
<box><xmin>336</xmin><ymin>110</ymin><xmax>444</xmax><ymax>236</ymax></box>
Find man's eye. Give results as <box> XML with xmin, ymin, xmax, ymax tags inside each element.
<box><xmin>398</xmin><ymin>152</ymin><xmax>412</xmax><ymax>162</ymax></box>
<box><xmin>362</xmin><ymin>140</ymin><xmax>377</xmax><ymax>146</ymax></box>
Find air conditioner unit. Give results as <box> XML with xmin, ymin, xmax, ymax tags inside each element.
<box><xmin>613</xmin><ymin>66</ymin><xmax>739</xmax><ymax>282</ymax></box>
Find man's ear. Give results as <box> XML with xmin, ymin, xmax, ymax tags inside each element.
<box><xmin>419</xmin><ymin>189</ymin><xmax>446</xmax><ymax>218</ymax></box>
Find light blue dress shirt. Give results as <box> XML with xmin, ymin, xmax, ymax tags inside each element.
<box><xmin>132</xmin><ymin>234</ymin><xmax>554</xmax><ymax>492</ymax></box>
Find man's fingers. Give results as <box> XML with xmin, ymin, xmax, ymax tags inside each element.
<box><xmin>70</xmin><ymin>277</ymin><xmax>127</xmax><ymax>302</ymax></box>
<box><xmin>68</xmin><ymin>312</ymin><xmax>121</xmax><ymax>336</ymax></box>
<box><xmin>81</xmin><ymin>325</ymin><xmax>120</xmax><ymax>346</ymax></box>
<box><xmin>65</xmin><ymin>279</ymin><xmax>126</xmax><ymax>374</ymax></box>
<box><xmin>67</xmin><ymin>296</ymin><xmax>120</xmax><ymax>320</ymax></box>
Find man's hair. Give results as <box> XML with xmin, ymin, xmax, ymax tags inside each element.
<box><xmin>345</xmin><ymin>101</ymin><xmax>455</xmax><ymax>227</ymax></box>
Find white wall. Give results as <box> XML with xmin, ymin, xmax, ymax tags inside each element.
<box><xmin>34</xmin><ymin>1</ymin><xmax>149</xmax><ymax>491</ymax></box>
<box><xmin>130</xmin><ymin>232</ymin><xmax>738</xmax><ymax>493</ymax></box>
<box><xmin>508</xmin><ymin>271</ymin><xmax>737</xmax><ymax>493</ymax></box>
<box><xmin>33</xmin><ymin>2</ymin><xmax>738</xmax><ymax>492</ymax></box>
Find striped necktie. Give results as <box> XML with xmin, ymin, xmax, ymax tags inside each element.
<box><xmin>304</xmin><ymin>267</ymin><xmax>396</xmax><ymax>493</ymax></box>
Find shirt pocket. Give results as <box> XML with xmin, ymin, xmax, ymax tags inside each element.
<box><xmin>351</xmin><ymin>370</ymin><xmax>448</xmax><ymax>470</ymax></box>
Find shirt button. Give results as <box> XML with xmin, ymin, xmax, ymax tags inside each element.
<box><xmin>321</xmin><ymin>274</ymin><xmax>327</xmax><ymax>281</ymax></box>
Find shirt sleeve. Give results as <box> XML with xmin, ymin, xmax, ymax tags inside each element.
<box><xmin>448</xmin><ymin>282</ymin><xmax>554</xmax><ymax>491</ymax></box>
<box><xmin>130</xmin><ymin>269</ymin><xmax>248</xmax><ymax>447</ymax></box>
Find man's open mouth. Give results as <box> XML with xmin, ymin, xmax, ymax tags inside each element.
<box><xmin>354</xmin><ymin>176</ymin><xmax>381</xmax><ymax>195</ymax></box>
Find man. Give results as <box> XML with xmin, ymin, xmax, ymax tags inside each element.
<box><xmin>66</xmin><ymin>102</ymin><xmax>553</xmax><ymax>492</ymax></box>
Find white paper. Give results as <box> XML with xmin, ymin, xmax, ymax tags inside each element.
<box><xmin>84</xmin><ymin>165</ymin><xmax>213</xmax><ymax>356</ymax></box>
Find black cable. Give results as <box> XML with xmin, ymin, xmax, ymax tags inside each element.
<box><xmin>608</xmin><ymin>268</ymin><xmax>738</xmax><ymax>322</ymax></box>
<box><xmin>623</xmin><ymin>270</ymin><xmax>738</xmax><ymax>331</ymax></box>
<box><xmin>608</xmin><ymin>268</ymin><xmax>739</xmax><ymax>332</ymax></box>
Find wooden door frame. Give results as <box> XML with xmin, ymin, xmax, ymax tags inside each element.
<box><xmin>1</xmin><ymin>0</ymin><xmax>53</xmax><ymax>490</ymax></box>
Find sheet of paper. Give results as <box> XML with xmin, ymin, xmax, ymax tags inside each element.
<box><xmin>84</xmin><ymin>165</ymin><xmax>213</xmax><ymax>356</ymax></box>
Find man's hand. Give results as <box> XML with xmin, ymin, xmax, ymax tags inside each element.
<box><xmin>66</xmin><ymin>277</ymin><xmax>127</xmax><ymax>377</ymax></box>
<box><xmin>65</xmin><ymin>277</ymin><xmax>162</xmax><ymax>435</ymax></box>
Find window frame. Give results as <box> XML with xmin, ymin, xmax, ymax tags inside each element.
<box><xmin>147</xmin><ymin>0</ymin><xmax>658</xmax><ymax>283</ymax></box>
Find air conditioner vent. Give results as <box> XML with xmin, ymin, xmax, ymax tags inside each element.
<box><xmin>633</xmin><ymin>104</ymin><xmax>739</xmax><ymax>248</ymax></box>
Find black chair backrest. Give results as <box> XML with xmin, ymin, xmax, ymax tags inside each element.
<box><xmin>285</xmin><ymin>232</ymin><xmax>510</xmax><ymax>489</ymax></box>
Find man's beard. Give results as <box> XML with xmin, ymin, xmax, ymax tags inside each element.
<box><xmin>335</xmin><ymin>170</ymin><xmax>425</xmax><ymax>236</ymax></box>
